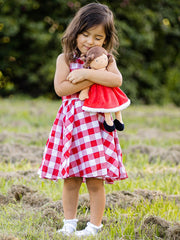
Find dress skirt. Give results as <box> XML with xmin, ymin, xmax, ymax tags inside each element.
<box><xmin>83</xmin><ymin>84</ymin><xmax>130</xmax><ymax>113</ymax></box>
<box><xmin>38</xmin><ymin>93</ymin><xmax>128</xmax><ymax>184</ymax></box>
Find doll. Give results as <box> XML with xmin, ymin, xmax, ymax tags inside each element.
<box><xmin>79</xmin><ymin>46</ymin><xmax>130</xmax><ymax>132</ymax></box>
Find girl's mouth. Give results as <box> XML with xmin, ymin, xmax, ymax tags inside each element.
<box><xmin>84</xmin><ymin>46</ymin><xmax>92</xmax><ymax>50</ymax></box>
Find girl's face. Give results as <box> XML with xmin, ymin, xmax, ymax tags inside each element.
<box><xmin>77</xmin><ymin>24</ymin><xmax>106</xmax><ymax>54</ymax></box>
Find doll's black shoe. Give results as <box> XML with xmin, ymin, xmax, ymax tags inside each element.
<box><xmin>114</xmin><ymin>119</ymin><xmax>124</xmax><ymax>131</ymax></box>
<box><xmin>103</xmin><ymin>120</ymin><xmax>115</xmax><ymax>132</ymax></box>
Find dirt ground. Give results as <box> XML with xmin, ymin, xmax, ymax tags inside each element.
<box><xmin>0</xmin><ymin>110</ymin><xmax>180</xmax><ymax>239</ymax></box>
<box><xmin>0</xmin><ymin>184</ymin><xmax>180</xmax><ymax>239</ymax></box>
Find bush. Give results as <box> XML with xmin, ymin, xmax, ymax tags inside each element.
<box><xmin>0</xmin><ymin>0</ymin><xmax>180</xmax><ymax>105</ymax></box>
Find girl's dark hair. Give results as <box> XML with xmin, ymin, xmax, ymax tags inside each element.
<box><xmin>61</xmin><ymin>3</ymin><xmax>119</xmax><ymax>64</ymax></box>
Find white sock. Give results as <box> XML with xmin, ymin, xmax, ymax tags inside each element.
<box><xmin>57</xmin><ymin>218</ymin><xmax>78</xmax><ymax>235</ymax></box>
<box><xmin>64</xmin><ymin>218</ymin><xmax>78</xmax><ymax>227</ymax></box>
<box><xmin>88</xmin><ymin>222</ymin><xmax>103</xmax><ymax>230</ymax></box>
<box><xmin>75</xmin><ymin>221</ymin><xmax>103</xmax><ymax>237</ymax></box>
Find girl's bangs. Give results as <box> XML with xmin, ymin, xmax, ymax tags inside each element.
<box><xmin>79</xmin><ymin>18</ymin><xmax>105</xmax><ymax>33</ymax></box>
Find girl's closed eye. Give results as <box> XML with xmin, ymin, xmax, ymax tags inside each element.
<box><xmin>82</xmin><ymin>32</ymin><xmax>88</xmax><ymax>37</ymax></box>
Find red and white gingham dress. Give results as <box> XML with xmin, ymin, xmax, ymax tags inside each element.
<box><xmin>38</xmin><ymin>59</ymin><xmax>128</xmax><ymax>184</ymax></box>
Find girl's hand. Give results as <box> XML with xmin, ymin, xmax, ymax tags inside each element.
<box><xmin>67</xmin><ymin>69</ymin><xmax>88</xmax><ymax>84</ymax></box>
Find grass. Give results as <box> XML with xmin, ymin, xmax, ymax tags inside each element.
<box><xmin>0</xmin><ymin>96</ymin><xmax>180</xmax><ymax>239</ymax></box>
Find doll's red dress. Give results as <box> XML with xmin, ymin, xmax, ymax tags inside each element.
<box><xmin>82</xmin><ymin>84</ymin><xmax>130</xmax><ymax>113</ymax></box>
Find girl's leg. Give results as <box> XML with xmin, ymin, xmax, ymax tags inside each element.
<box><xmin>86</xmin><ymin>178</ymin><xmax>106</xmax><ymax>226</ymax></box>
<box><xmin>74</xmin><ymin>178</ymin><xmax>105</xmax><ymax>237</ymax></box>
<box><xmin>62</xmin><ymin>177</ymin><xmax>83</xmax><ymax>219</ymax></box>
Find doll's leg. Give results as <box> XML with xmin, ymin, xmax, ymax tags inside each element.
<box><xmin>103</xmin><ymin>112</ymin><xmax>115</xmax><ymax>132</ymax></box>
<box><xmin>79</xmin><ymin>87</ymin><xmax>90</xmax><ymax>100</ymax></box>
<box><xmin>114</xmin><ymin>111</ymin><xmax>124</xmax><ymax>131</ymax></box>
<box><xmin>75</xmin><ymin>178</ymin><xmax>104</xmax><ymax>237</ymax></box>
<box><xmin>115</xmin><ymin>111</ymin><xmax>123</xmax><ymax>123</ymax></box>
<box><xmin>104</xmin><ymin>112</ymin><xmax>113</xmax><ymax>126</ymax></box>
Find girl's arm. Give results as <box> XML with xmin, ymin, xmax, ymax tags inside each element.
<box><xmin>54</xmin><ymin>54</ymin><xmax>93</xmax><ymax>97</ymax></box>
<box><xmin>67</xmin><ymin>57</ymin><xmax>123</xmax><ymax>87</ymax></box>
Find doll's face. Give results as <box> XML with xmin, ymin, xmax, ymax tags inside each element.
<box><xmin>90</xmin><ymin>54</ymin><xmax>108</xmax><ymax>70</ymax></box>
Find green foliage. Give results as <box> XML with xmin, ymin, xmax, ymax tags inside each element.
<box><xmin>166</xmin><ymin>60</ymin><xmax>180</xmax><ymax>106</ymax></box>
<box><xmin>0</xmin><ymin>0</ymin><xmax>73</xmax><ymax>97</ymax></box>
<box><xmin>112</xmin><ymin>0</ymin><xmax>180</xmax><ymax>104</ymax></box>
<box><xmin>0</xmin><ymin>0</ymin><xmax>180</xmax><ymax>105</ymax></box>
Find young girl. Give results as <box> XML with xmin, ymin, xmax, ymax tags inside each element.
<box><xmin>38</xmin><ymin>3</ymin><xmax>128</xmax><ymax>237</ymax></box>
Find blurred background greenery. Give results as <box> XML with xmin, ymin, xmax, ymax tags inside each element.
<box><xmin>0</xmin><ymin>0</ymin><xmax>180</xmax><ymax>105</ymax></box>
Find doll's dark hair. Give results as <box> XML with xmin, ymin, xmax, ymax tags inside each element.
<box><xmin>61</xmin><ymin>3</ymin><xmax>119</xmax><ymax>64</ymax></box>
<box><xmin>83</xmin><ymin>46</ymin><xmax>113</xmax><ymax>68</ymax></box>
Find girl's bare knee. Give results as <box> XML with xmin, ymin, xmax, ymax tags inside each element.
<box><xmin>64</xmin><ymin>177</ymin><xmax>83</xmax><ymax>191</ymax></box>
<box><xmin>86</xmin><ymin>178</ymin><xmax>104</xmax><ymax>192</ymax></box>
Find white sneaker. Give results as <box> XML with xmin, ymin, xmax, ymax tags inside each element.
<box><xmin>75</xmin><ymin>222</ymin><xmax>103</xmax><ymax>237</ymax></box>
<box><xmin>57</xmin><ymin>219</ymin><xmax>78</xmax><ymax>236</ymax></box>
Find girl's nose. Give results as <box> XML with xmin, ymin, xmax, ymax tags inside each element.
<box><xmin>87</xmin><ymin>36</ymin><xmax>94</xmax><ymax>45</ymax></box>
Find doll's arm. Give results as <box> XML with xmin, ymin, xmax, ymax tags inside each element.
<box><xmin>79</xmin><ymin>87</ymin><xmax>90</xmax><ymax>100</ymax></box>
